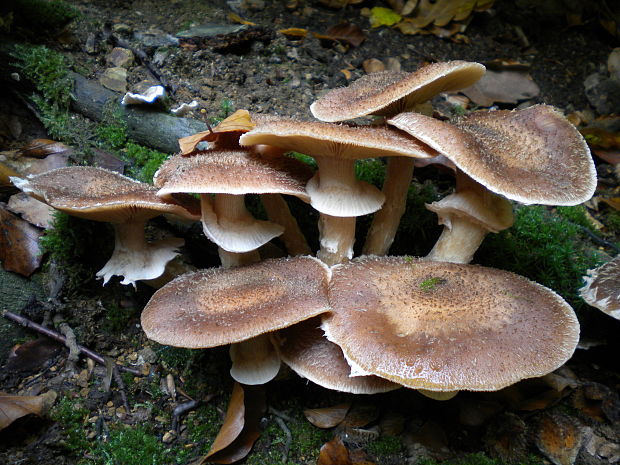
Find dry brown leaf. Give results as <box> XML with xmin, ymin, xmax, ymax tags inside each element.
<box><xmin>535</xmin><ymin>414</ymin><xmax>585</xmax><ymax>465</ymax></box>
<box><xmin>5</xmin><ymin>338</ymin><xmax>63</xmax><ymax>373</ymax></box>
<box><xmin>323</xmin><ymin>23</ymin><xmax>366</xmax><ymax>47</ymax></box>
<box><xmin>278</xmin><ymin>27</ymin><xmax>309</xmax><ymax>38</ymax></box>
<box><xmin>517</xmin><ymin>389</ymin><xmax>565</xmax><ymax>411</ymax></box>
<box><xmin>461</xmin><ymin>69</ymin><xmax>540</xmax><ymax>106</ymax></box>
<box><xmin>593</xmin><ymin>149</ymin><xmax>620</xmax><ymax>165</ymax></box>
<box><xmin>581</xmin><ymin>127</ymin><xmax>620</xmax><ymax>150</ymax></box>
<box><xmin>227</xmin><ymin>12</ymin><xmax>257</xmax><ymax>26</ymax></box>
<box><xmin>8</xmin><ymin>193</ymin><xmax>56</xmax><ymax>229</ymax></box>
<box><xmin>18</xmin><ymin>139</ymin><xmax>73</xmax><ymax>159</ymax></box>
<box><xmin>0</xmin><ymin>162</ymin><xmax>20</xmax><ymax>187</ymax></box>
<box><xmin>202</xmin><ymin>383</ymin><xmax>266</xmax><ymax>464</ymax></box>
<box><xmin>179</xmin><ymin>110</ymin><xmax>255</xmax><ymax>155</ymax></box>
<box><xmin>341</xmin><ymin>404</ymin><xmax>379</xmax><ymax>428</ymax></box>
<box><xmin>304</xmin><ymin>402</ymin><xmax>351</xmax><ymax>428</ymax></box>
<box><xmin>0</xmin><ymin>391</ymin><xmax>57</xmax><ymax>430</ymax></box>
<box><xmin>602</xmin><ymin>198</ymin><xmax>620</xmax><ymax>211</ymax></box>
<box><xmin>319</xmin><ymin>0</ymin><xmax>363</xmax><ymax>8</ymax></box>
<box><xmin>0</xmin><ymin>205</ymin><xmax>43</xmax><ymax>277</ymax></box>
<box><xmin>406</xmin><ymin>0</ymin><xmax>493</xmax><ymax>28</ymax></box>
<box><xmin>318</xmin><ymin>437</ymin><xmax>352</xmax><ymax>465</ymax></box>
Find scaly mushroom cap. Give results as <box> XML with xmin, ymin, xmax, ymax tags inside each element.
<box><xmin>580</xmin><ymin>256</ymin><xmax>620</xmax><ymax>320</ymax></box>
<box><xmin>322</xmin><ymin>256</ymin><xmax>579</xmax><ymax>391</ymax></box>
<box><xmin>12</xmin><ymin>166</ymin><xmax>200</xmax><ymax>222</ymax></box>
<box><xmin>388</xmin><ymin>106</ymin><xmax>596</xmax><ymax>206</ymax></box>
<box><xmin>155</xmin><ymin>149</ymin><xmax>313</xmax><ymax>202</ymax></box>
<box><xmin>310</xmin><ymin>61</ymin><xmax>485</xmax><ymax>122</ymax></box>
<box><xmin>274</xmin><ymin>317</ymin><xmax>401</xmax><ymax>394</ymax></box>
<box><xmin>141</xmin><ymin>256</ymin><xmax>331</xmax><ymax>348</ymax></box>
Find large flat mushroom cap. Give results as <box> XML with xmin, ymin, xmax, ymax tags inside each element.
<box><xmin>275</xmin><ymin>317</ymin><xmax>401</xmax><ymax>394</ymax></box>
<box><xmin>388</xmin><ymin>106</ymin><xmax>596</xmax><ymax>206</ymax></box>
<box><xmin>322</xmin><ymin>256</ymin><xmax>579</xmax><ymax>391</ymax></box>
<box><xmin>580</xmin><ymin>255</ymin><xmax>620</xmax><ymax>320</ymax></box>
<box><xmin>141</xmin><ymin>256</ymin><xmax>331</xmax><ymax>348</ymax></box>
<box><xmin>239</xmin><ymin>118</ymin><xmax>437</xmax><ymax>160</ymax></box>
<box><xmin>154</xmin><ymin>149</ymin><xmax>312</xmax><ymax>202</ymax></box>
<box><xmin>12</xmin><ymin>166</ymin><xmax>200</xmax><ymax>222</ymax></box>
<box><xmin>310</xmin><ymin>61</ymin><xmax>485</xmax><ymax>122</ymax></box>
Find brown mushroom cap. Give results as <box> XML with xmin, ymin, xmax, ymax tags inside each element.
<box><xmin>388</xmin><ymin>106</ymin><xmax>596</xmax><ymax>206</ymax></box>
<box><xmin>12</xmin><ymin>166</ymin><xmax>200</xmax><ymax>222</ymax></box>
<box><xmin>322</xmin><ymin>256</ymin><xmax>579</xmax><ymax>391</ymax></box>
<box><xmin>154</xmin><ymin>149</ymin><xmax>312</xmax><ymax>202</ymax></box>
<box><xmin>274</xmin><ymin>317</ymin><xmax>401</xmax><ymax>394</ymax></box>
<box><xmin>580</xmin><ymin>256</ymin><xmax>620</xmax><ymax>320</ymax></box>
<box><xmin>141</xmin><ymin>256</ymin><xmax>331</xmax><ymax>348</ymax></box>
<box><xmin>310</xmin><ymin>61</ymin><xmax>485</xmax><ymax>122</ymax></box>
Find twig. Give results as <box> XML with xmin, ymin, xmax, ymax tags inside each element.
<box><xmin>268</xmin><ymin>406</ymin><xmax>294</xmax><ymax>422</ymax></box>
<box><xmin>171</xmin><ymin>399</ymin><xmax>201</xmax><ymax>433</ymax></box>
<box><xmin>3</xmin><ymin>311</ymin><xmax>143</xmax><ymax>376</ymax></box>
<box><xmin>273</xmin><ymin>416</ymin><xmax>292</xmax><ymax>462</ymax></box>
<box><xmin>112</xmin><ymin>366</ymin><xmax>131</xmax><ymax>413</ymax></box>
<box><xmin>574</xmin><ymin>224</ymin><xmax>620</xmax><ymax>253</ymax></box>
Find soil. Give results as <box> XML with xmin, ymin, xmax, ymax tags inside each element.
<box><xmin>1</xmin><ymin>1</ymin><xmax>620</xmax><ymax>465</ymax></box>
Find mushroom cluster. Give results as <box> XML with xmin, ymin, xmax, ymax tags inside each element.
<box><xmin>12</xmin><ymin>60</ymin><xmax>596</xmax><ymax>397</ymax></box>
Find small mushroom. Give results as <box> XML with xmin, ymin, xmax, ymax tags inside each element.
<box><xmin>580</xmin><ymin>255</ymin><xmax>620</xmax><ymax>320</ymax></box>
<box><xmin>274</xmin><ymin>317</ymin><xmax>401</xmax><ymax>394</ymax></box>
<box><xmin>322</xmin><ymin>256</ymin><xmax>580</xmax><ymax>392</ymax></box>
<box><xmin>11</xmin><ymin>166</ymin><xmax>199</xmax><ymax>286</ymax></box>
<box><xmin>141</xmin><ymin>256</ymin><xmax>332</xmax><ymax>384</ymax></box>
<box><xmin>240</xmin><ymin>118</ymin><xmax>435</xmax><ymax>265</ymax></box>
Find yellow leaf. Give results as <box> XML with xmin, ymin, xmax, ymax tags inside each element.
<box><xmin>369</xmin><ymin>7</ymin><xmax>402</xmax><ymax>28</ymax></box>
<box><xmin>227</xmin><ymin>12</ymin><xmax>257</xmax><ymax>26</ymax></box>
<box><xmin>278</xmin><ymin>27</ymin><xmax>308</xmax><ymax>38</ymax></box>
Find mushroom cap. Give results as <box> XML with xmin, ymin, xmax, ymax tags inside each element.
<box><xmin>274</xmin><ymin>317</ymin><xmax>401</xmax><ymax>394</ymax></box>
<box><xmin>141</xmin><ymin>256</ymin><xmax>331</xmax><ymax>348</ymax></box>
<box><xmin>238</xmin><ymin>118</ymin><xmax>437</xmax><ymax>161</ymax></box>
<box><xmin>426</xmin><ymin>189</ymin><xmax>514</xmax><ymax>233</ymax></box>
<box><xmin>580</xmin><ymin>255</ymin><xmax>620</xmax><ymax>320</ymax></box>
<box><xmin>154</xmin><ymin>149</ymin><xmax>312</xmax><ymax>202</ymax></box>
<box><xmin>310</xmin><ymin>61</ymin><xmax>485</xmax><ymax>122</ymax></box>
<box><xmin>12</xmin><ymin>166</ymin><xmax>200</xmax><ymax>223</ymax></box>
<box><xmin>322</xmin><ymin>256</ymin><xmax>579</xmax><ymax>391</ymax></box>
<box><xmin>388</xmin><ymin>106</ymin><xmax>596</xmax><ymax>206</ymax></box>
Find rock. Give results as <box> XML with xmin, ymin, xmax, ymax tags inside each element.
<box><xmin>152</xmin><ymin>49</ymin><xmax>169</xmax><ymax>66</ymax></box>
<box><xmin>385</xmin><ymin>57</ymin><xmax>402</xmax><ymax>72</ymax></box>
<box><xmin>84</xmin><ymin>33</ymin><xmax>97</xmax><ymax>54</ymax></box>
<box><xmin>134</xmin><ymin>30</ymin><xmax>179</xmax><ymax>49</ymax></box>
<box><xmin>99</xmin><ymin>67</ymin><xmax>128</xmax><ymax>93</ymax></box>
<box><xmin>112</xmin><ymin>23</ymin><xmax>132</xmax><ymax>34</ymax></box>
<box><xmin>584</xmin><ymin>72</ymin><xmax>620</xmax><ymax>115</ymax></box>
<box><xmin>137</xmin><ymin>346</ymin><xmax>157</xmax><ymax>364</ymax></box>
<box><xmin>106</xmin><ymin>47</ymin><xmax>134</xmax><ymax>69</ymax></box>
<box><xmin>363</xmin><ymin>58</ymin><xmax>385</xmax><ymax>73</ymax></box>
<box><xmin>608</xmin><ymin>48</ymin><xmax>620</xmax><ymax>81</ymax></box>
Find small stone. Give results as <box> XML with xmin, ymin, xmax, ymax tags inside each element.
<box><xmin>88</xmin><ymin>416</ymin><xmax>99</xmax><ymax>423</ymax></box>
<box><xmin>362</xmin><ymin>58</ymin><xmax>385</xmax><ymax>74</ymax></box>
<box><xmin>155</xmin><ymin>415</ymin><xmax>167</xmax><ymax>423</ymax></box>
<box><xmin>100</xmin><ymin>67</ymin><xmax>128</xmax><ymax>93</ymax></box>
<box><xmin>112</xmin><ymin>23</ymin><xmax>133</xmax><ymax>34</ymax></box>
<box><xmin>84</xmin><ymin>33</ymin><xmax>97</xmax><ymax>54</ymax></box>
<box><xmin>128</xmin><ymin>352</ymin><xmax>138</xmax><ymax>362</ymax></box>
<box><xmin>106</xmin><ymin>401</ymin><xmax>114</xmax><ymax>408</ymax></box>
<box><xmin>86</xmin><ymin>431</ymin><xmax>96</xmax><ymax>439</ymax></box>
<box><xmin>153</xmin><ymin>49</ymin><xmax>169</xmax><ymax>66</ymax></box>
<box><xmin>385</xmin><ymin>57</ymin><xmax>401</xmax><ymax>72</ymax></box>
<box><xmin>162</xmin><ymin>431</ymin><xmax>176</xmax><ymax>443</ymax></box>
<box><xmin>608</xmin><ymin>48</ymin><xmax>620</xmax><ymax>81</ymax></box>
<box><xmin>138</xmin><ymin>346</ymin><xmax>158</xmax><ymax>364</ymax></box>
<box><xmin>106</xmin><ymin>47</ymin><xmax>134</xmax><ymax>69</ymax></box>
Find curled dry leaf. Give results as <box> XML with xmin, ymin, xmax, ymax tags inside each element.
<box><xmin>18</xmin><ymin>139</ymin><xmax>73</xmax><ymax>159</ymax></box>
<box><xmin>318</xmin><ymin>437</ymin><xmax>352</xmax><ymax>465</ymax></box>
<box><xmin>5</xmin><ymin>338</ymin><xmax>63</xmax><ymax>373</ymax></box>
<box><xmin>179</xmin><ymin>109</ymin><xmax>255</xmax><ymax>155</ymax></box>
<box><xmin>0</xmin><ymin>391</ymin><xmax>57</xmax><ymax>430</ymax></box>
<box><xmin>0</xmin><ymin>162</ymin><xmax>20</xmax><ymax>188</ymax></box>
<box><xmin>323</xmin><ymin>23</ymin><xmax>366</xmax><ymax>47</ymax></box>
<box><xmin>0</xmin><ymin>205</ymin><xmax>43</xmax><ymax>277</ymax></box>
<box><xmin>535</xmin><ymin>414</ymin><xmax>585</xmax><ymax>465</ymax></box>
<box><xmin>8</xmin><ymin>193</ymin><xmax>56</xmax><ymax>229</ymax></box>
<box><xmin>460</xmin><ymin>69</ymin><xmax>540</xmax><ymax>106</ymax></box>
<box><xmin>304</xmin><ymin>402</ymin><xmax>351</xmax><ymax>428</ymax></box>
<box><xmin>202</xmin><ymin>383</ymin><xmax>266</xmax><ymax>464</ymax></box>
<box><xmin>404</xmin><ymin>0</ymin><xmax>494</xmax><ymax>28</ymax></box>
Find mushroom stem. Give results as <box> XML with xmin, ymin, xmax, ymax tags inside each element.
<box><xmin>317</xmin><ymin>214</ymin><xmax>356</xmax><ymax>266</ymax></box>
<box><xmin>363</xmin><ymin>157</ymin><xmax>415</xmax><ymax>256</ymax></box>
<box><xmin>261</xmin><ymin>193</ymin><xmax>311</xmax><ymax>256</ymax></box>
<box><xmin>426</xmin><ymin>217</ymin><xmax>489</xmax><ymax>264</ymax></box>
<box><xmin>97</xmin><ymin>219</ymin><xmax>183</xmax><ymax>286</ymax></box>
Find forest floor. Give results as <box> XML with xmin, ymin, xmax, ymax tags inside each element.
<box><xmin>1</xmin><ymin>0</ymin><xmax>620</xmax><ymax>464</ymax></box>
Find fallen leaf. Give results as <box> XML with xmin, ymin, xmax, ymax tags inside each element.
<box><xmin>369</xmin><ymin>7</ymin><xmax>403</xmax><ymax>28</ymax></box>
<box><xmin>580</xmin><ymin>127</ymin><xmax>620</xmax><ymax>150</ymax></box>
<box><xmin>602</xmin><ymin>198</ymin><xmax>620</xmax><ymax>211</ymax></box>
<box><xmin>278</xmin><ymin>27</ymin><xmax>309</xmax><ymax>38</ymax></box>
<box><xmin>592</xmin><ymin>149</ymin><xmax>620</xmax><ymax>164</ymax></box>
<box><xmin>405</xmin><ymin>0</ymin><xmax>494</xmax><ymax>28</ymax></box>
<box><xmin>460</xmin><ymin>69</ymin><xmax>540</xmax><ymax>106</ymax></box>
<box><xmin>304</xmin><ymin>403</ymin><xmax>351</xmax><ymax>428</ymax></box>
<box><xmin>323</xmin><ymin>23</ymin><xmax>366</xmax><ymax>46</ymax></box>
<box><xmin>0</xmin><ymin>162</ymin><xmax>20</xmax><ymax>187</ymax></box>
<box><xmin>202</xmin><ymin>383</ymin><xmax>266</xmax><ymax>464</ymax></box>
<box><xmin>319</xmin><ymin>0</ymin><xmax>363</xmax><ymax>8</ymax></box>
<box><xmin>0</xmin><ymin>205</ymin><xmax>43</xmax><ymax>277</ymax></box>
<box><xmin>341</xmin><ymin>404</ymin><xmax>379</xmax><ymax>428</ymax></box>
<box><xmin>340</xmin><ymin>69</ymin><xmax>352</xmax><ymax>80</ymax></box>
<box><xmin>227</xmin><ymin>12</ymin><xmax>257</xmax><ymax>26</ymax></box>
<box><xmin>5</xmin><ymin>338</ymin><xmax>63</xmax><ymax>373</ymax></box>
<box><xmin>8</xmin><ymin>193</ymin><xmax>55</xmax><ymax>229</ymax></box>
<box><xmin>362</xmin><ymin>58</ymin><xmax>385</xmax><ymax>73</ymax></box>
<box><xmin>179</xmin><ymin>109</ymin><xmax>255</xmax><ymax>155</ymax></box>
<box><xmin>535</xmin><ymin>414</ymin><xmax>585</xmax><ymax>465</ymax></box>
<box><xmin>18</xmin><ymin>139</ymin><xmax>73</xmax><ymax>159</ymax></box>
<box><xmin>318</xmin><ymin>437</ymin><xmax>352</xmax><ymax>465</ymax></box>
<box><xmin>0</xmin><ymin>391</ymin><xmax>57</xmax><ymax>430</ymax></box>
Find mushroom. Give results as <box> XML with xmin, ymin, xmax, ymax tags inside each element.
<box><xmin>322</xmin><ymin>256</ymin><xmax>580</xmax><ymax>392</ymax></box>
<box><xmin>388</xmin><ymin>105</ymin><xmax>596</xmax><ymax>263</ymax></box>
<box><xmin>141</xmin><ymin>256</ymin><xmax>331</xmax><ymax>384</ymax></box>
<box><xmin>273</xmin><ymin>317</ymin><xmax>401</xmax><ymax>394</ymax></box>
<box><xmin>580</xmin><ymin>255</ymin><xmax>620</xmax><ymax>320</ymax></box>
<box><xmin>11</xmin><ymin>166</ymin><xmax>199</xmax><ymax>286</ymax></box>
<box><xmin>239</xmin><ymin>118</ymin><xmax>436</xmax><ymax>265</ymax></box>
<box><xmin>310</xmin><ymin>61</ymin><xmax>486</xmax><ymax>256</ymax></box>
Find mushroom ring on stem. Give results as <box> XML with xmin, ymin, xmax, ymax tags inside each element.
<box><xmin>322</xmin><ymin>256</ymin><xmax>580</xmax><ymax>392</ymax></box>
<box><xmin>11</xmin><ymin>166</ymin><xmax>200</xmax><ymax>286</ymax></box>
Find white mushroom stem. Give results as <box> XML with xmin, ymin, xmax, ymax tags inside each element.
<box><xmin>219</xmin><ymin>224</ymin><xmax>281</xmax><ymax>386</ymax></box>
<box><xmin>317</xmin><ymin>215</ymin><xmax>356</xmax><ymax>266</ymax></box>
<box><xmin>261</xmin><ymin>193</ymin><xmax>311</xmax><ymax>256</ymax></box>
<box><xmin>426</xmin><ymin>217</ymin><xmax>489</xmax><ymax>264</ymax></box>
<box><xmin>200</xmin><ymin>193</ymin><xmax>284</xmax><ymax>253</ymax></box>
<box><xmin>426</xmin><ymin>171</ymin><xmax>513</xmax><ymax>264</ymax></box>
<box><xmin>96</xmin><ymin>219</ymin><xmax>183</xmax><ymax>287</ymax></box>
<box><xmin>363</xmin><ymin>157</ymin><xmax>415</xmax><ymax>255</ymax></box>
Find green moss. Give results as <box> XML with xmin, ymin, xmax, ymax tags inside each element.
<box><xmin>607</xmin><ymin>210</ymin><xmax>620</xmax><ymax>233</ymax></box>
<box><xmin>356</xmin><ymin>158</ymin><xmax>385</xmax><ymax>188</ymax></box>
<box><xmin>419</xmin><ymin>277</ymin><xmax>447</xmax><ymax>291</ymax></box>
<box><xmin>51</xmin><ymin>396</ymin><xmax>90</xmax><ymax>453</ymax></box>
<box><xmin>477</xmin><ymin>205</ymin><xmax>604</xmax><ymax>309</ymax></box>
<box><xmin>367</xmin><ymin>435</ymin><xmax>403</xmax><ymax>455</ymax></box>
<box><xmin>96</xmin><ymin>108</ymin><xmax>128</xmax><ymax>151</ymax></box>
<box><xmin>103</xmin><ymin>302</ymin><xmax>136</xmax><ymax>332</ymax></box>
<box><xmin>288</xmin><ymin>152</ymin><xmax>318</xmax><ymax>169</ymax></box>
<box><xmin>556</xmin><ymin>205</ymin><xmax>597</xmax><ymax>232</ymax></box>
<box><xmin>87</xmin><ymin>426</ymin><xmax>173</xmax><ymax>465</ymax></box>
<box><xmin>11</xmin><ymin>0</ymin><xmax>79</xmax><ymax>35</ymax></box>
<box><xmin>416</xmin><ymin>452</ymin><xmax>545</xmax><ymax>465</ymax></box>
<box><xmin>122</xmin><ymin>142</ymin><xmax>168</xmax><ymax>184</ymax></box>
